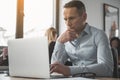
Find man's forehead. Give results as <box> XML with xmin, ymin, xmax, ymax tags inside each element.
<box><xmin>63</xmin><ymin>8</ymin><xmax>79</xmax><ymax>15</ymax></box>
<box><xmin>63</xmin><ymin>7</ymin><xmax>78</xmax><ymax>11</ymax></box>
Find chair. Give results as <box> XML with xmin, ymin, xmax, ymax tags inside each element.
<box><xmin>111</xmin><ymin>48</ymin><xmax>118</xmax><ymax>78</ymax></box>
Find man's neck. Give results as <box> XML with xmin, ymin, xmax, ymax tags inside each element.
<box><xmin>76</xmin><ymin>23</ymin><xmax>86</xmax><ymax>35</ymax></box>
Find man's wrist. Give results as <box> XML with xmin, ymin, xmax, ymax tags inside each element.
<box><xmin>57</xmin><ymin>37</ymin><xmax>65</xmax><ymax>43</ymax></box>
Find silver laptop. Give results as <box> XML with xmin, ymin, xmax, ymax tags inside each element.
<box><xmin>8</xmin><ymin>37</ymin><xmax>51</xmax><ymax>78</ymax></box>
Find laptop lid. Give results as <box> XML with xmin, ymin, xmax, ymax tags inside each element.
<box><xmin>8</xmin><ymin>37</ymin><xmax>50</xmax><ymax>78</ymax></box>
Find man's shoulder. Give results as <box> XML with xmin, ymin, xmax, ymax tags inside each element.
<box><xmin>87</xmin><ymin>25</ymin><xmax>107</xmax><ymax>39</ymax></box>
<box><xmin>89</xmin><ymin>26</ymin><xmax>104</xmax><ymax>34</ymax></box>
<box><xmin>90</xmin><ymin>26</ymin><xmax>102</xmax><ymax>31</ymax></box>
<box><xmin>85</xmin><ymin>24</ymin><xmax>103</xmax><ymax>34</ymax></box>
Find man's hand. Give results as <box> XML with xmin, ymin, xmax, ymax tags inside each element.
<box><xmin>58</xmin><ymin>29</ymin><xmax>78</xmax><ymax>43</ymax></box>
<box><xmin>50</xmin><ymin>62</ymin><xmax>70</xmax><ymax>76</ymax></box>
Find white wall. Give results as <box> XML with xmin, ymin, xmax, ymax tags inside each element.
<box><xmin>59</xmin><ymin>0</ymin><xmax>120</xmax><ymax>37</ymax></box>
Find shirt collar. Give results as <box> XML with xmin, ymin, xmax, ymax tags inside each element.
<box><xmin>82</xmin><ymin>23</ymin><xmax>91</xmax><ymax>35</ymax></box>
<box><xmin>69</xmin><ymin>23</ymin><xmax>91</xmax><ymax>46</ymax></box>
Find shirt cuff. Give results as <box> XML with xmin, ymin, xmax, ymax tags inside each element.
<box><xmin>54</xmin><ymin>41</ymin><xmax>65</xmax><ymax>50</ymax></box>
<box><xmin>69</xmin><ymin>66</ymin><xmax>82</xmax><ymax>75</ymax></box>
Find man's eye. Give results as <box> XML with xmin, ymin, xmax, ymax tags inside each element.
<box><xmin>64</xmin><ymin>18</ymin><xmax>67</xmax><ymax>21</ymax></box>
<box><xmin>69</xmin><ymin>17</ymin><xmax>73</xmax><ymax>19</ymax></box>
<box><xmin>69</xmin><ymin>17</ymin><xmax>75</xmax><ymax>20</ymax></box>
<box><xmin>64</xmin><ymin>17</ymin><xmax>75</xmax><ymax>21</ymax></box>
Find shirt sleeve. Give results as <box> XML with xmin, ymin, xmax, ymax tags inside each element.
<box><xmin>94</xmin><ymin>30</ymin><xmax>113</xmax><ymax>76</ymax></box>
<box><xmin>51</xmin><ymin>41</ymin><xmax>68</xmax><ymax>64</ymax></box>
<box><xmin>69</xmin><ymin>30</ymin><xmax>113</xmax><ymax>77</ymax></box>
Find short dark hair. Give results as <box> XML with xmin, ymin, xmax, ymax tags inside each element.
<box><xmin>64</xmin><ymin>0</ymin><xmax>86</xmax><ymax>15</ymax></box>
<box><xmin>110</xmin><ymin>37</ymin><xmax>120</xmax><ymax>47</ymax></box>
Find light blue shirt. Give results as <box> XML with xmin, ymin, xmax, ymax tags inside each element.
<box><xmin>51</xmin><ymin>23</ymin><xmax>113</xmax><ymax>77</ymax></box>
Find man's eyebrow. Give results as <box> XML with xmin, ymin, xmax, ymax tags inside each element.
<box><xmin>64</xmin><ymin>16</ymin><xmax>76</xmax><ymax>20</ymax></box>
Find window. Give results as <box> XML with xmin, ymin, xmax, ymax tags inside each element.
<box><xmin>24</xmin><ymin>0</ymin><xmax>54</xmax><ymax>38</ymax></box>
<box><xmin>0</xmin><ymin>0</ymin><xmax>17</xmax><ymax>46</ymax></box>
<box><xmin>0</xmin><ymin>0</ymin><xmax>54</xmax><ymax>45</ymax></box>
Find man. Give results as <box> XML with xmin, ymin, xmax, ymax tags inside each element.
<box><xmin>50</xmin><ymin>0</ymin><xmax>113</xmax><ymax>77</ymax></box>
<box><xmin>110</xmin><ymin>37</ymin><xmax>120</xmax><ymax>65</ymax></box>
<box><xmin>0</xmin><ymin>47</ymin><xmax>8</xmax><ymax>66</ymax></box>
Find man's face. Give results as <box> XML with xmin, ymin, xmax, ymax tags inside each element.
<box><xmin>63</xmin><ymin>7</ymin><xmax>86</xmax><ymax>33</ymax></box>
<box><xmin>111</xmin><ymin>40</ymin><xmax>119</xmax><ymax>48</ymax></box>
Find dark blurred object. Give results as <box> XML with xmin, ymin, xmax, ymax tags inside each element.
<box><xmin>110</xmin><ymin>37</ymin><xmax>120</xmax><ymax>57</ymax></box>
<box><xmin>65</xmin><ymin>60</ymin><xmax>72</xmax><ymax>66</ymax></box>
<box><xmin>0</xmin><ymin>56</ymin><xmax>8</xmax><ymax>66</ymax></box>
<box><xmin>72</xmin><ymin>72</ymin><xmax>96</xmax><ymax>79</ymax></box>
<box><xmin>111</xmin><ymin>48</ymin><xmax>118</xmax><ymax>78</ymax></box>
<box><xmin>49</xmin><ymin>41</ymin><xmax>55</xmax><ymax>64</ymax></box>
<box><xmin>0</xmin><ymin>46</ymin><xmax>8</xmax><ymax>66</ymax></box>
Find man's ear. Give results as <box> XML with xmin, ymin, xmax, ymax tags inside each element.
<box><xmin>82</xmin><ymin>12</ymin><xmax>87</xmax><ymax>21</ymax></box>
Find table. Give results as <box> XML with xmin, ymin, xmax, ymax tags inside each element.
<box><xmin>97</xmin><ymin>78</ymin><xmax>119</xmax><ymax>80</ymax></box>
<box><xmin>0</xmin><ymin>74</ymin><xmax>95</xmax><ymax>80</ymax></box>
<box><xmin>0</xmin><ymin>74</ymin><xmax>119</xmax><ymax>80</ymax></box>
